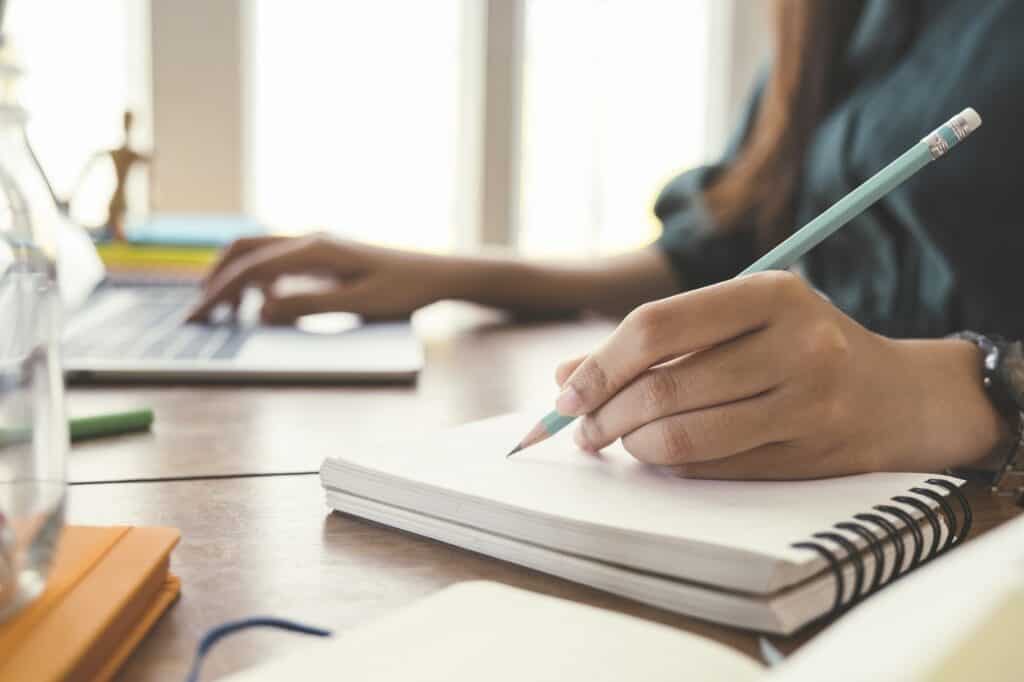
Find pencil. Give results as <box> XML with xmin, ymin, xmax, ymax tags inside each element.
<box><xmin>508</xmin><ymin>107</ymin><xmax>983</xmax><ymax>457</ymax></box>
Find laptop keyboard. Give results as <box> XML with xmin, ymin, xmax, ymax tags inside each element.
<box><xmin>64</xmin><ymin>285</ymin><xmax>251</xmax><ymax>362</ymax></box>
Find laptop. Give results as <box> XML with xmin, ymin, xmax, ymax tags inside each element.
<box><xmin>57</xmin><ymin>222</ymin><xmax>424</xmax><ymax>383</ymax></box>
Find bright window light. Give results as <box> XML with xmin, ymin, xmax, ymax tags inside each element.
<box><xmin>518</xmin><ymin>0</ymin><xmax>712</xmax><ymax>257</ymax></box>
<box><xmin>5</xmin><ymin>0</ymin><xmax>147</xmax><ymax>230</ymax></box>
<box><xmin>247</xmin><ymin>0</ymin><xmax>463</xmax><ymax>252</ymax></box>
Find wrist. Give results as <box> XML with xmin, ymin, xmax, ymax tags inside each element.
<box><xmin>428</xmin><ymin>253</ymin><xmax>485</xmax><ymax>301</ymax></box>
<box><xmin>430</xmin><ymin>246</ymin><xmax>677</xmax><ymax>315</ymax></box>
<box><xmin>438</xmin><ymin>253</ymin><xmax>535</xmax><ymax>303</ymax></box>
<box><xmin>441</xmin><ymin>253</ymin><xmax>608</xmax><ymax>311</ymax></box>
<box><xmin>895</xmin><ymin>338</ymin><xmax>1008</xmax><ymax>471</ymax></box>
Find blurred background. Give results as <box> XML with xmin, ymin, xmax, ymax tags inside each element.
<box><xmin>6</xmin><ymin>0</ymin><xmax>769</xmax><ymax>257</ymax></box>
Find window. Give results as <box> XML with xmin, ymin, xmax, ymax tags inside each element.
<box><xmin>6</xmin><ymin>0</ymin><xmax>149</xmax><ymax>230</ymax></box>
<box><xmin>10</xmin><ymin>2</ymin><xmax>721</xmax><ymax>256</ymax></box>
<box><xmin>518</xmin><ymin>0</ymin><xmax>712</xmax><ymax>257</ymax></box>
<box><xmin>247</xmin><ymin>1</ymin><xmax>714</xmax><ymax>257</ymax></box>
<box><xmin>246</xmin><ymin>0</ymin><xmax>464</xmax><ymax>252</ymax></box>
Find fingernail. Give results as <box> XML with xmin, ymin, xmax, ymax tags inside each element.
<box><xmin>556</xmin><ymin>385</ymin><xmax>583</xmax><ymax>416</ymax></box>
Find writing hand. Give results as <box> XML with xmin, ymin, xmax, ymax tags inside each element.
<box><xmin>553</xmin><ymin>271</ymin><xmax>1004</xmax><ymax>479</ymax></box>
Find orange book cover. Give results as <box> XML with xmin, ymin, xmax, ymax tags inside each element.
<box><xmin>0</xmin><ymin>526</ymin><xmax>181</xmax><ymax>682</ymax></box>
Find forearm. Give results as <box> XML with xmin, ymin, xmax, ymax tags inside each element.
<box><xmin>439</xmin><ymin>246</ymin><xmax>680</xmax><ymax>318</ymax></box>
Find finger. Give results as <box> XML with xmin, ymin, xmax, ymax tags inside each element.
<box><xmin>668</xmin><ymin>441</ymin><xmax>862</xmax><ymax>481</ymax></box>
<box><xmin>556</xmin><ymin>271</ymin><xmax>804</xmax><ymax>417</ymax></box>
<box><xmin>575</xmin><ymin>326</ymin><xmax>788</xmax><ymax>452</ymax></box>
<box><xmin>187</xmin><ymin>238</ymin><xmax>324</xmax><ymax>321</ymax></box>
<box><xmin>619</xmin><ymin>389</ymin><xmax>792</xmax><ymax>466</ymax></box>
<box><xmin>203</xmin><ymin>236</ymin><xmax>288</xmax><ymax>286</ymax></box>
<box><xmin>555</xmin><ymin>355</ymin><xmax>586</xmax><ymax>387</ymax></box>
<box><xmin>260</xmin><ymin>284</ymin><xmax>367</xmax><ymax>325</ymax></box>
<box><xmin>186</xmin><ymin>289</ymin><xmax>243</xmax><ymax>325</ymax></box>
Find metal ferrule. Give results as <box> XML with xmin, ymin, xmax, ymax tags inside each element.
<box><xmin>921</xmin><ymin>108</ymin><xmax>982</xmax><ymax>160</ymax></box>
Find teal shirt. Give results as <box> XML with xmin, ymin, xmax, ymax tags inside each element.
<box><xmin>655</xmin><ymin>0</ymin><xmax>1024</xmax><ymax>338</ymax></box>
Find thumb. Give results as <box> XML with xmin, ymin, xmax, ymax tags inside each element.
<box><xmin>260</xmin><ymin>284</ymin><xmax>365</xmax><ymax>325</ymax></box>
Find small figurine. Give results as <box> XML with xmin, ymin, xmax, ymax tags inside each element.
<box><xmin>68</xmin><ymin>110</ymin><xmax>151</xmax><ymax>241</ymax></box>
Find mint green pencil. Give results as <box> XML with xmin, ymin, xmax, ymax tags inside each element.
<box><xmin>508</xmin><ymin>108</ymin><xmax>983</xmax><ymax>457</ymax></box>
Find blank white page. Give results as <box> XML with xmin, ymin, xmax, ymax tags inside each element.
<box><xmin>323</xmin><ymin>413</ymin><xmax>960</xmax><ymax>592</ymax></box>
<box><xmin>222</xmin><ymin>582</ymin><xmax>765</xmax><ymax>682</ymax></box>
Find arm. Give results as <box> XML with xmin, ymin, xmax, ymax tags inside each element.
<box><xmin>447</xmin><ymin>246</ymin><xmax>679</xmax><ymax>318</ymax></box>
<box><xmin>187</xmin><ymin>235</ymin><xmax>679</xmax><ymax>323</ymax></box>
<box><xmin>188</xmin><ymin>75</ymin><xmax>770</xmax><ymax>324</ymax></box>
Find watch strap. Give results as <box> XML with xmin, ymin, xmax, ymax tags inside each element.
<box><xmin>947</xmin><ymin>332</ymin><xmax>1024</xmax><ymax>493</ymax></box>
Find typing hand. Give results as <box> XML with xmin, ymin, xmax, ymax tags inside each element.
<box><xmin>187</xmin><ymin>234</ymin><xmax>452</xmax><ymax>324</ymax></box>
<box><xmin>552</xmin><ymin>271</ymin><xmax>1004</xmax><ymax>479</ymax></box>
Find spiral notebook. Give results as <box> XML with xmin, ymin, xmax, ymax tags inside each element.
<box><xmin>228</xmin><ymin>513</ymin><xmax>1024</xmax><ymax>681</ymax></box>
<box><xmin>320</xmin><ymin>413</ymin><xmax>972</xmax><ymax>634</ymax></box>
<box><xmin>224</xmin><ymin>505</ymin><xmax>1024</xmax><ymax>682</ymax></box>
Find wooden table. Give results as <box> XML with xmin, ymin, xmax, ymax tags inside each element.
<box><xmin>64</xmin><ymin>307</ymin><xmax>1024</xmax><ymax>680</ymax></box>
<box><xmin>68</xmin><ymin>305</ymin><xmax>611</xmax><ymax>483</ymax></box>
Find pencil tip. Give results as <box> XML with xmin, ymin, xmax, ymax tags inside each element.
<box><xmin>506</xmin><ymin>444</ymin><xmax>522</xmax><ymax>458</ymax></box>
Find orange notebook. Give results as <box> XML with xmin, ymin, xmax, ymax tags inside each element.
<box><xmin>0</xmin><ymin>526</ymin><xmax>181</xmax><ymax>682</ymax></box>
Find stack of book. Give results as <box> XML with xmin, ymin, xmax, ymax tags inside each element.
<box><xmin>96</xmin><ymin>214</ymin><xmax>267</xmax><ymax>280</ymax></box>
<box><xmin>0</xmin><ymin>526</ymin><xmax>181</xmax><ymax>681</ymax></box>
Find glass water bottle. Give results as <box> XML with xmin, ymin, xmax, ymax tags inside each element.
<box><xmin>0</xmin><ymin>39</ymin><xmax>68</xmax><ymax>621</ymax></box>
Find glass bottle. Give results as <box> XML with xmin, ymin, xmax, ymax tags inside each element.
<box><xmin>0</xmin><ymin>34</ymin><xmax>68</xmax><ymax>621</ymax></box>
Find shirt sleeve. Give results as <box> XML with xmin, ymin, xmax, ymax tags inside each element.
<box><xmin>653</xmin><ymin>75</ymin><xmax>765</xmax><ymax>291</ymax></box>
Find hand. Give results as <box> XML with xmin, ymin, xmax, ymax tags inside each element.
<box><xmin>553</xmin><ymin>271</ymin><xmax>1005</xmax><ymax>479</ymax></box>
<box><xmin>187</xmin><ymin>235</ymin><xmax>454</xmax><ymax>323</ymax></box>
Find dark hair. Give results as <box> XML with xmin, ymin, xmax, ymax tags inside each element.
<box><xmin>704</xmin><ymin>0</ymin><xmax>865</xmax><ymax>249</ymax></box>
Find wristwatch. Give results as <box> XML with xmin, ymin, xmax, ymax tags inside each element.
<box><xmin>947</xmin><ymin>331</ymin><xmax>1024</xmax><ymax>495</ymax></box>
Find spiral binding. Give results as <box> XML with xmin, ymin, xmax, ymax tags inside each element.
<box><xmin>835</xmin><ymin>521</ymin><xmax>884</xmax><ymax>593</ymax></box>
<box><xmin>852</xmin><ymin>512</ymin><xmax>904</xmax><ymax>583</ymax></box>
<box><xmin>791</xmin><ymin>479</ymin><xmax>972</xmax><ymax>622</ymax></box>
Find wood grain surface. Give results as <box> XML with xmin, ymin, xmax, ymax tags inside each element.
<box><xmin>60</xmin><ymin>306</ymin><xmax>1024</xmax><ymax>680</ymax></box>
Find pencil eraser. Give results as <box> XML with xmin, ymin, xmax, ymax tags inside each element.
<box><xmin>923</xmin><ymin>107</ymin><xmax>982</xmax><ymax>158</ymax></box>
<box><xmin>957</xmin><ymin>107</ymin><xmax>982</xmax><ymax>136</ymax></box>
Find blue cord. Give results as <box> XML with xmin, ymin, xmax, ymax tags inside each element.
<box><xmin>185</xmin><ymin>616</ymin><xmax>333</xmax><ymax>682</ymax></box>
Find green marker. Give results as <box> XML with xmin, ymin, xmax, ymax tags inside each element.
<box><xmin>508</xmin><ymin>107</ymin><xmax>983</xmax><ymax>457</ymax></box>
<box><xmin>0</xmin><ymin>408</ymin><xmax>154</xmax><ymax>446</ymax></box>
<box><xmin>69</xmin><ymin>408</ymin><xmax>154</xmax><ymax>442</ymax></box>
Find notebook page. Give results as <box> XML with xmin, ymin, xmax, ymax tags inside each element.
<box><xmin>220</xmin><ymin>582</ymin><xmax>765</xmax><ymax>682</ymax></box>
<box><xmin>324</xmin><ymin>413</ymin><xmax>960</xmax><ymax>592</ymax></box>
